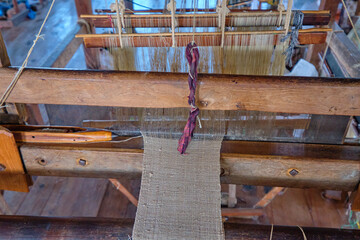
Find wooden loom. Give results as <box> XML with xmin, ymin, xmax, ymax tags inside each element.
<box><xmin>0</xmin><ymin>0</ymin><xmax>360</xmax><ymax>238</ymax></box>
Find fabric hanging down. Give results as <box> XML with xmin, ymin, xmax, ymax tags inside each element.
<box><xmin>132</xmin><ymin>108</ymin><xmax>225</xmax><ymax>240</ymax></box>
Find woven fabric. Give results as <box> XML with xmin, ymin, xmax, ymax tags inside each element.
<box><xmin>133</xmin><ymin>137</ymin><xmax>225</xmax><ymax>240</ymax></box>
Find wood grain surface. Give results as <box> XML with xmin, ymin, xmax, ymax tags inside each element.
<box><xmin>1</xmin><ymin>68</ymin><xmax>359</xmax><ymax>115</ymax></box>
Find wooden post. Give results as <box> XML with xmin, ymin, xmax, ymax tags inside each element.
<box><xmin>74</xmin><ymin>0</ymin><xmax>101</xmax><ymax>69</ymax></box>
<box><xmin>306</xmin><ymin>0</ymin><xmax>341</xmax><ymax>70</ymax></box>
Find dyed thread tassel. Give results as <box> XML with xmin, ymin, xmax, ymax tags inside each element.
<box><xmin>178</xmin><ymin>42</ymin><xmax>200</xmax><ymax>154</ymax></box>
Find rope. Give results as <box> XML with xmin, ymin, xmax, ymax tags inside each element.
<box><xmin>114</xmin><ymin>0</ymin><xmax>123</xmax><ymax>48</ymax></box>
<box><xmin>277</xmin><ymin>0</ymin><xmax>285</xmax><ymax>27</ymax></box>
<box><xmin>0</xmin><ymin>0</ymin><xmax>56</xmax><ymax>108</ymax></box>
<box><xmin>341</xmin><ymin>0</ymin><xmax>360</xmax><ymax>45</ymax></box>
<box><xmin>319</xmin><ymin>31</ymin><xmax>333</xmax><ymax>76</ymax></box>
<box><xmin>216</xmin><ymin>0</ymin><xmax>230</xmax><ymax>48</ymax></box>
<box><xmin>284</xmin><ymin>0</ymin><xmax>293</xmax><ymax>35</ymax></box>
<box><xmin>281</xmin><ymin>10</ymin><xmax>304</xmax><ymax>67</ymax></box>
<box><xmin>178</xmin><ymin>42</ymin><xmax>200</xmax><ymax>154</ymax></box>
<box><xmin>167</xmin><ymin>0</ymin><xmax>177</xmax><ymax>47</ymax></box>
<box><xmin>192</xmin><ymin>0</ymin><xmax>197</xmax><ymax>43</ymax></box>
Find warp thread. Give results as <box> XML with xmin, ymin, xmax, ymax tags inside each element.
<box><xmin>277</xmin><ymin>0</ymin><xmax>285</xmax><ymax>27</ymax></box>
<box><xmin>167</xmin><ymin>0</ymin><xmax>177</xmax><ymax>47</ymax></box>
<box><xmin>281</xmin><ymin>10</ymin><xmax>304</xmax><ymax>67</ymax></box>
<box><xmin>216</xmin><ymin>0</ymin><xmax>230</xmax><ymax>48</ymax></box>
<box><xmin>178</xmin><ymin>42</ymin><xmax>200</xmax><ymax>154</ymax></box>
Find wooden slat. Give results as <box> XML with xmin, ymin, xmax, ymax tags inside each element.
<box><xmin>221</xmin><ymin>208</ymin><xmax>263</xmax><ymax>217</ymax></box>
<box><xmin>330</xmin><ymin>24</ymin><xmax>360</xmax><ymax>78</ymax></box>
<box><xmin>84</xmin><ymin>11</ymin><xmax>331</xmax><ymax>28</ymax></box>
<box><xmin>254</xmin><ymin>187</ymin><xmax>285</xmax><ymax>208</ymax></box>
<box><xmin>79</xmin><ymin>29</ymin><xmax>330</xmax><ymax>48</ymax></box>
<box><xmin>0</xmin><ymin>31</ymin><xmax>10</xmax><ymax>68</ymax></box>
<box><xmin>0</xmin><ymin>127</ymin><xmax>30</xmax><ymax>192</ymax></box>
<box><xmin>19</xmin><ymin>140</ymin><xmax>360</xmax><ymax>191</ymax></box>
<box><xmin>0</xmin><ymin>216</ymin><xmax>358</xmax><ymax>239</ymax></box>
<box><xmin>1</xmin><ymin>68</ymin><xmax>359</xmax><ymax>115</ymax></box>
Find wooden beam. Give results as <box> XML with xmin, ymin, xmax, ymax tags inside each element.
<box><xmin>19</xmin><ymin>140</ymin><xmax>360</xmax><ymax>191</ymax></box>
<box><xmin>78</xmin><ymin>29</ymin><xmax>330</xmax><ymax>48</ymax></box>
<box><xmin>1</xmin><ymin>68</ymin><xmax>359</xmax><ymax>115</ymax></box>
<box><xmin>83</xmin><ymin>11</ymin><xmax>331</xmax><ymax>28</ymax></box>
<box><xmin>0</xmin><ymin>127</ymin><xmax>30</xmax><ymax>192</ymax></box>
<box><xmin>254</xmin><ymin>187</ymin><xmax>285</xmax><ymax>208</ymax></box>
<box><xmin>0</xmin><ymin>32</ymin><xmax>10</xmax><ymax>68</ymax></box>
<box><xmin>0</xmin><ymin>216</ymin><xmax>358</xmax><ymax>239</ymax></box>
<box><xmin>221</xmin><ymin>208</ymin><xmax>263</xmax><ymax>217</ymax></box>
<box><xmin>329</xmin><ymin>24</ymin><xmax>360</xmax><ymax>78</ymax></box>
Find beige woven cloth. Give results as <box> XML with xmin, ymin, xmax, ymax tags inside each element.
<box><xmin>132</xmin><ymin>137</ymin><xmax>225</xmax><ymax>240</ymax></box>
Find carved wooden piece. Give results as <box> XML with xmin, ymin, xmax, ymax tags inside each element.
<box><xmin>1</xmin><ymin>68</ymin><xmax>359</xmax><ymax>115</ymax></box>
<box><xmin>0</xmin><ymin>127</ymin><xmax>29</xmax><ymax>192</ymax></box>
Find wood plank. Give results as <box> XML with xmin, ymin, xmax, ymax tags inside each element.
<box><xmin>0</xmin><ymin>126</ymin><xmax>29</xmax><ymax>192</ymax></box>
<box><xmin>16</xmin><ymin>176</ymin><xmax>58</xmax><ymax>215</ymax></box>
<box><xmin>221</xmin><ymin>208</ymin><xmax>263</xmax><ymax>217</ymax></box>
<box><xmin>330</xmin><ymin>24</ymin><xmax>360</xmax><ymax>78</ymax></box>
<box><xmin>40</xmin><ymin>177</ymin><xmax>108</xmax><ymax>217</ymax></box>
<box><xmin>1</xmin><ymin>68</ymin><xmax>360</xmax><ymax>115</ymax></box>
<box><xmin>79</xmin><ymin>30</ymin><xmax>329</xmax><ymax>48</ymax></box>
<box><xmin>85</xmin><ymin>11</ymin><xmax>331</xmax><ymax>28</ymax></box>
<box><xmin>351</xmin><ymin>185</ymin><xmax>360</xmax><ymax>212</ymax></box>
<box><xmin>0</xmin><ymin>31</ymin><xmax>11</xmax><ymax>68</ymax></box>
<box><xmin>0</xmin><ymin>216</ymin><xmax>358</xmax><ymax>239</ymax></box>
<box><xmin>20</xmin><ymin>140</ymin><xmax>360</xmax><ymax>191</ymax></box>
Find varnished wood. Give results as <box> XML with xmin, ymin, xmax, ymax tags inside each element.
<box><xmin>0</xmin><ymin>216</ymin><xmax>358</xmax><ymax>239</ymax></box>
<box><xmin>83</xmin><ymin>10</ymin><xmax>331</xmax><ymax>28</ymax></box>
<box><xmin>221</xmin><ymin>208</ymin><xmax>263</xmax><ymax>217</ymax></box>
<box><xmin>0</xmin><ymin>31</ymin><xmax>10</xmax><ymax>68</ymax></box>
<box><xmin>254</xmin><ymin>187</ymin><xmax>285</xmax><ymax>208</ymax></box>
<box><xmin>19</xmin><ymin>140</ymin><xmax>360</xmax><ymax>190</ymax></box>
<box><xmin>109</xmin><ymin>179</ymin><xmax>138</xmax><ymax>207</ymax></box>
<box><xmin>78</xmin><ymin>29</ymin><xmax>330</xmax><ymax>48</ymax></box>
<box><xmin>0</xmin><ymin>126</ymin><xmax>29</xmax><ymax>192</ymax></box>
<box><xmin>1</xmin><ymin>68</ymin><xmax>359</xmax><ymax>115</ymax></box>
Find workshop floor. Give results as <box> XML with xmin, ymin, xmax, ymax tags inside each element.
<box><xmin>0</xmin><ymin>0</ymin><xmax>352</xmax><ymax>231</ymax></box>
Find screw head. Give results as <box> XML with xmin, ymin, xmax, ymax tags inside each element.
<box><xmin>288</xmin><ymin>168</ymin><xmax>299</xmax><ymax>177</ymax></box>
<box><xmin>78</xmin><ymin>159</ymin><xmax>88</xmax><ymax>166</ymax></box>
<box><xmin>0</xmin><ymin>164</ymin><xmax>6</xmax><ymax>171</ymax></box>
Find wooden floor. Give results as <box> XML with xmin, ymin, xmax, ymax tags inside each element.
<box><xmin>0</xmin><ymin>0</ymin><xmax>352</xmax><ymax>231</ymax></box>
<box><xmin>3</xmin><ymin>176</ymin><xmax>349</xmax><ymax>229</ymax></box>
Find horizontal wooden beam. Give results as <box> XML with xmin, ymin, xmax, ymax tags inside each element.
<box><xmin>78</xmin><ymin>29</ymin><xmax>330</xmax><ymax>48</ymax></box>
<box><xmin>0</xmin><ymin>216</ymin><xmax>358</xmax><ymax>239</ymax></box>
<box><xmin>1</xmin><ymin>68</ymin><xmax>359</xmax><ymax>115</ymax></box>
<box><xmin>83</xmin><ymin>11</ymin><xmax>330</xmax><ymax>28</ymax></box>
<box><xmin>20</xmin><ymin>140</ymin><xmax>360</xmax><ymax>190</ymax></box>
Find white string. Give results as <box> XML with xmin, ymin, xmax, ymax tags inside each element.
<box><xmin>0</xmin><ymin>0</ymin><xmax>56</xmax><ymax>108</ymax></box>
<box><xmin>216</xmin><ymin>0</ymin><xmax>230</xmax><ymax>48</ymax></box>
<box><xmin>114</xmin><ymin>0</ymin><xmax>123</xmax><ymax>48</ymax></box>
<box><xmin>341</xmin><ymin>0</ymin><xmax>360</xmax><ymax>45</ymax></box>
<box><xmin>192</xmin><ymin>0</ymin><xmax>197</xmax><ymax>43</ymax></box>
<box><xmin>277</xmin><ymin>0</ymin><xmax>285</xmax><ymax>27</ymax></box>
<box><xmin>284</xmin><ymin>0</ymin><xmax>293</xmax><ymax>35</ymax></box>
<box><xmin>167</xmin><ymin>0</ymin><xmax>177</xmax><ymax>47</ymax></box>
